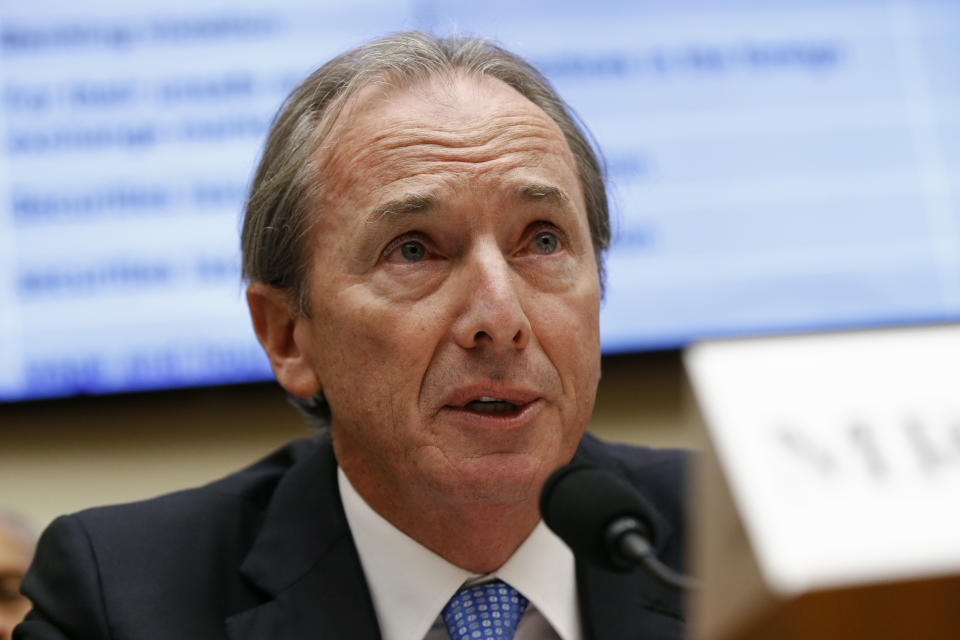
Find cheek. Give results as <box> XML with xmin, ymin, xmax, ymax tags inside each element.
<box><xmin>316</xmin><ymin>306</ymin><xmax>383</xmax><ymax>374</ymax></box>
<box><xmin>312</xmin><ymin>290</ymin><xmax>448</xmax><ymax>405</ymax></box>
<box><xmin>534</xmin><ymin>285</ymin><xmax>602</xmax><ymax>405</ymax></box>
<box><xmin>536</xmin><ymin>272</ymin><xmax>600</xmax><ymax>339</ymax></box>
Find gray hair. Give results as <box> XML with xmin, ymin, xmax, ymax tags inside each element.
<box><xmin>241</xmin><ymin>31</ymin><xmax>610</xmax><ymax>425</ymax></box>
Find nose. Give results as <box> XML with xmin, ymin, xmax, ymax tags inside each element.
<box><xmin>451</xmin><ymin>242</ymin><xmax>531</xmax><ymax>352</ymax></box>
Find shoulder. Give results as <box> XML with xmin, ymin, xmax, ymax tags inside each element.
<box><xmin>18</xmin><ymin>436</ymin><xmax>334</xmax><ymax>639</ymax></box>
<box><xmin>73</xmin><ymin>435</ymin><xmax>328</xmax><ymax>540</ymax></box>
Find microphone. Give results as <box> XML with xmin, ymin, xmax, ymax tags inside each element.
<box><xmin>539</xmin><ymin>462</ymin><xmax>698</xmax><ymax>590</ymax></box>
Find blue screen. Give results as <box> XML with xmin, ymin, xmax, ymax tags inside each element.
<box><xmin>2</xmin><ymin>0</ymin><xmax>959</xmax><ymax>400</ymax></box>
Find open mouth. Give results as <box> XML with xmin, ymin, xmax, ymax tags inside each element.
<box><xmin>462</xmin><ymin>396</ymin><xmax>521</xmax><ymax>414</ymax></box>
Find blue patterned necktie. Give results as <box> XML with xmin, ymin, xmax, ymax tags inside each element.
<box><xmin>441</xmin><ymin>580</ymin><xmax>530</xmax><ymax>639</ymax></box>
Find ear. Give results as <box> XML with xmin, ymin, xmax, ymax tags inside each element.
<box><xmin>246</xmin><ymin>283</ymin><xmax>322</xmax><ymax>398</ymax></box>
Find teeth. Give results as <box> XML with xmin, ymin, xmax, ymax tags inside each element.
<box><xmin>464</xmin><ymin>398</ymin><xmax>519</xmax><ymax>414</ymax></box>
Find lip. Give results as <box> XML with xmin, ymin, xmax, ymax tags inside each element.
<box><xmin>438</xmin><ymin>397</ymin><xmax>543</xmax><ymax>429</ymax></box>
<box><xmin>441</xmin><ymin>384</ymin><xmax>542</xmax><ymax>410</ymax></box>
<box><xmin>437</xmin><ymin>384</ymin><xmax>544</xmax><ymax>429</ymax></box>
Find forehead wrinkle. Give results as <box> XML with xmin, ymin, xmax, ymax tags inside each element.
<box><xmin>317</xmin><ymin>79</ymin><xmax>582</xmax><ymax>220</ymax></box>
<box><xmin>339</xmin><ymin>112</ymin><xmax>563</xmax><ymax>174</ymax></box>
<box><xmin>361</xmin><ymin>134</ymin><xmax>563</xmax><ymax>187</ymax></box>
<box><xmin>378</xmin><ymin>113</ymin><xmax>559</xmax><ymax>149</ymax></box>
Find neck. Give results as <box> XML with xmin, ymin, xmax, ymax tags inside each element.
<box><xmin>408</xmin><ymin>501</ymin><xmax>541</xmax><ymax>574</ymax></box>
<box><xmin>343</xmin><ymin>471</ymin><xmax>541</xmax><ymax>574</ymax></box>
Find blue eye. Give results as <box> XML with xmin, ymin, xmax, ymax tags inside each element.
<box><xmin>399</xmin><ymin>240</ymin><xmax>426</xmax><ymax>262</ymax></box>
<box><xmin>532</xmin><ymin>231</ymin><xmax>559</xmax><ymax>254</ymax></box>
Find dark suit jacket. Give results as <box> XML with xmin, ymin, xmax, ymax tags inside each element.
<box><xmin>16</xmin><ymin>432</ymin><xmax>687</xmax><ymax>640</ymax></box>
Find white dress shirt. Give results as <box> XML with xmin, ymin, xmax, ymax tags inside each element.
<box><xmin>338</xmin><ymin>468</ymin><xmax>582</xmax><ymax>640</ymax></box>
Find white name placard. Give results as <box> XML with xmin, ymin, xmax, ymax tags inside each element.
<box><xmin>684</xmin><ymin>325</ymin><xmax>960</xmax><ymax>595</ymax></box>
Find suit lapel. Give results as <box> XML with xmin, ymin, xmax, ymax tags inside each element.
<box><xmin>225</xmin><ymin>434</ymin><xmax>382</xmax><ymax>640</ymax></box>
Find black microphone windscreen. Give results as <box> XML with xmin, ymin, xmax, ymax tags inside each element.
<box><xmin>539</xmin><ymin>463</ymin><xmax>655</xmax><ymax>572</ymax></box>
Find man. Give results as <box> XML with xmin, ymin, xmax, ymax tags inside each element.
<box><xmin>16</xmin><ymin>32</ymin><xmax>686</xmax><ymax>639</ymax></box>
<box><xmin>0</xmin><ymin>513</ymin><xmax>33</xmax><ymax>640</ymax></box>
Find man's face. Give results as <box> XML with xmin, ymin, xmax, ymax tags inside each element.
<box><xmin>297</xmin><ymin>74</ymin><xmax>601</xmax><ymax>510</ymax></box>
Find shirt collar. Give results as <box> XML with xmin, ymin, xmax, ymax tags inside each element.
<box><xmin>496</xmin><ymin>518</ymin><xmax>581</xmax><ymax>639</ymax></box>
<box><xmin>338</xmin><ymin>468</ymin><xmax>580</xmax><ymax>640</ymax></box>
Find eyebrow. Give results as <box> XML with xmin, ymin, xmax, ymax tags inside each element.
<box><xmin>364</xmin><ymin>183</ymin><xmax>572</xmax><ymax>226</ymax></box>
<box><xmin>367</xmin><ymin>193</ymin><xmax>436</xmax><ymax>223</ymax></box>
<box><xmin>516</xmin><ymin>183</ymin><xmax>571</xmax><ymax>205</ymax></box>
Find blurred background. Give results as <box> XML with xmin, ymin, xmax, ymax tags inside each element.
<box><xmin>1</xmin><ymin>0</ymin><xmax>958</xmax><ymax>534</ymax></box>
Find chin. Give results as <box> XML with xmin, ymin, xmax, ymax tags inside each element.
<box><xmin>427</xmin><ymin>452</ymin><xmax>551</xmax><ymax>506</ymax></box>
